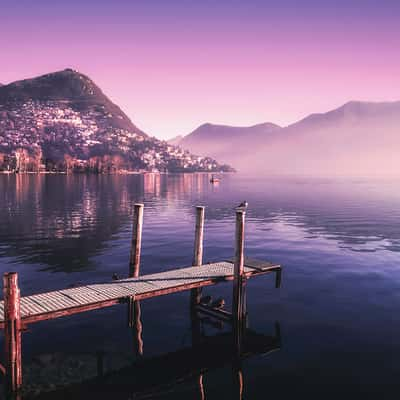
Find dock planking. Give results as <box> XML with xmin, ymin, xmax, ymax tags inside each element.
<box><xmin>0</xmin><ymin>259</ymin><xmax>280</xmax><ymax>328</ymax></box>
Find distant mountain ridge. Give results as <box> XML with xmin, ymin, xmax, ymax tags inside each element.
<box><xmin>177</xmin><ymin>100</ymin><xmax>400</xmax><ymax>176</ymax></box>
<box><xmin>0</xmin><ymin>69</ymin><xmax>232</xmax><ymax>173</ymax></box>
<box><xmin>285</xmin><ymin>100</ymin><xmax>400</xmax><ymax>131</ymax></box>
<box><xmin>175</xmin><ymin>122</ymin><xmax>281</xmax><ymax>164</ymax></box>
<box><xmin>182</xmin><ymin>121</ymin><xmax>281</xmax><ymax>141</ymax></box>
<box><xmin>168</xmin><ymin>135</ymin><xmax>184</xmax><ymax>146</ymax></box>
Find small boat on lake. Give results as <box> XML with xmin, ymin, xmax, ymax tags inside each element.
<box><xmin>210</xmin><ymin>175</ymin><xmax>220</xmax><ymax>183</ymax></box>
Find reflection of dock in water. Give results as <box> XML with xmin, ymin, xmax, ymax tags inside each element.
<box><xmin>35</xmin><ymin>321</ymin><xmax>281</xmax><ymax>399</ymax></box>
<box><xmin>0</xmin><ymin>204</ymin><xmax>283</xmax><ymax>397</ymax></box>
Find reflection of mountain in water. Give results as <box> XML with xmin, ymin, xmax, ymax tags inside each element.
<box><xmin>0</xmin><ymin>175</ymin><xmax>399</xmax><ymax>273</ymax></box>
<box><xmin>0</xmin><ymin>174</ymin><xmax>217</xmax><ymax>272</ymax></box>
<box><xmin>0</xmin><ymin>174</ymin><xmax>143</xmax><ymax>271</ymax></box>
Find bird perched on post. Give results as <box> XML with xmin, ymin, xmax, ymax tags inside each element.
<box><xmin>236</xmin><ymin>201</ymin><xmax>248</xmax><ymax>210</ymax></box>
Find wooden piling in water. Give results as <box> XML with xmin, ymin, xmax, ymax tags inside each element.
<box><xmin>190</xmin><ymin>206</ymin><xmax>205</xmax><ymax>309</ymax></box>
<box><xmin>3</xmin><ymin>272</ymin><xmax>22</xmax><ymax>394</ymax></box>
<box><xmin>129</xmin><ymin>203</ymin><xmax>144</xmax><ymax>278</ymax></box>
<box><xmin>193</xmin><ymin>206</ymin><xmax>205</xmax><ymax>267</ymax></box>
<box><xmin>232</xmin><ymin>210</ymin><xmax>245</xmax><ymax>352</ymax></box>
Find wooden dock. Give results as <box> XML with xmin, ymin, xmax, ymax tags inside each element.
<box><xmin>0</xmin><ymin>204</ymin><xmax>282</xmax><ymax>396</ymax></box>
<box><xmin>0</xmin><ymin>259</ymin><xmax>279</xmax><ymax>328</ymax></box>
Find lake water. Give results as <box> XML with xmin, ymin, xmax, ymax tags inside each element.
<box><xmin>1</xmin><ymin>173</ymin><xmax>400</xmax><ymax>399</ymax></box>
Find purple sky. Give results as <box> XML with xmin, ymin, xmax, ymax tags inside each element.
<box><xmin>1</xmin><ymin>0</ymin><xmax>400</xmax><ymax>139</ymax></box>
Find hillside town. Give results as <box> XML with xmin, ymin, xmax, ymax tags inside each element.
<box><xmin>0</xmin><ymin>100</ymin><xmax>232</xmax><ymax>173</ymax></box>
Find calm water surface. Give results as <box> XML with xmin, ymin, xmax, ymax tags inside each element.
<box><xmin>1</xmin><ymin>174</ymin><xmax>400</xmax><ymax>399</ymax></box>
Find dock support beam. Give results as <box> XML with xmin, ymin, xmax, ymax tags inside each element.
<box><xmin>232</xmin><ymin>210</ymin><xmax>246</xmax><ymax>353</ymax></box>
<box><xmin>128</xmin><ymin>203</ymin><xmax>144</xmax><ymax>356</ymax></box>
<box><xmin>191</xmin><ymin>206</ymin><xmax>205</xmax><ymax>308</ymax></box>
<box><xmin>3</xmin><ymin>272</ymin><xmax>22</xmax><ymax>395</ymax></box>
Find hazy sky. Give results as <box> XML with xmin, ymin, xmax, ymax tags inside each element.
<box><xmin>1</xmin><ymin>0</ymin><xmax>400</xmax><ymax>139</ymax></box>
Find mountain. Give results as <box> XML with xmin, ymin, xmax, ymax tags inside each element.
<box><xmin>168</xmin><ymin>135</ymin><xmax>184</xmax><ymax>146</ymax></box>
<box><xmin>246</xmin><ymin>100</ymin><xmax>400</xmax><ymax>176</ymax></box>
<box><xmin>178</xmin><ymin>122</ymin><xmax>281</xmax><ymax>165</ymax></box>
<box><xmin>179</xmin><ymin>101</ymin><xmax>400</xmax><ymax>176</ymax></box>
<box><xmin>0</xmin><ymin>69</ymin><xmax>232</xmax><ymax>173</ymax></box>
<box><xmin>0</xmin><ymin>68</ymin><xmax>143</xmax><ymax>134</ymax></box>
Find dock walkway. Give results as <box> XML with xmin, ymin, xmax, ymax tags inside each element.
<box><xmin>0</xmin><ymin>259</ymin><xmax>280</xmax><ymax>327</ymax></box>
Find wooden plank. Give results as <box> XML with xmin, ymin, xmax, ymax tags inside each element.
<box><xmin>226</xmin><ymin>257</ymin><xmax>280</xmax><ymax>271</ymax></box>
<box><xmin>243</xmin><ymin>258</ymin><xmax>278</xmax><ymax>271</ymax></box>
<box><xmin>60</xmin><ymin>286</ymin><xmax>110</xmax><ymax>305</ymax></box>
<box><xmin>89</xmin><ymin>283</ymin><xmax>138</xmax><ymax>299</ymax></box>
<box><xmin>21</xmin><ymin>298</ymin><xmax>122</xmax><ymax>325</ymax></box>
<box><xmin>183</xmin><ymin>261</ymin><xmax>256</xmax><ymax>278</ymax></box>
<box><xmin>117</xmin><ymin>280</ymin><xmax>159</xmax><ymax>295</ymax></box>
<box><xmin>122</xmin><ymin>267</ymin><xmax>206</xmax><ymax>292</ymax></box>
<box><xmin>133</xmin><ymin>272</ymin><xmax>205</xmax><ymax>291</ymax></box>
<box><xmin>147</xmin><ymin>277</ymin><xmax>205</xmax><ymax>290</ymax></box>
<box><xmin>20</xmin><ymin>297</ymin><xmax>48</xmax><ymax>317</ymax></box>
<box><xmin>135</xmin><ymin>278</ymin><xmax>222</xmax><ymax>301</ymax></box>
<box><xmin>181</xmin><ymin>262</ymin><xmax>234</xmax><ymax>278</ymax></box>
<box><xmin>26</xmin><ymin>291</ymin><xmax>80</xmax><ymax>313</ymax></box>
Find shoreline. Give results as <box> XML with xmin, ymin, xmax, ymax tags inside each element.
<box><xmin>0</xmin><ymin>170</ymin><xmax>233</xmax><ymax>175</ymax></box>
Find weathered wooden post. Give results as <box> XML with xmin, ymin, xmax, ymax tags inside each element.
<box><xmin>190</xmin><ymin>206</ymin><xmax>205</xmax><ymax>310</ymax></box>
<box><xmin>193</xmin><ymin>206</ymin><xmax>205</xmax><ymax>267</ymax></box>
<box><xmin>3</xmin><ymin>272</ymin><xmax>22</xmax><ymax>394</ymax></box>
<box><xmin>232</xmin><ymin>209</ymin><xmax>245</xmax><ymax>353</ymax></box>
<box><xmin>129</xmin><ymin>203</ymin><xmax>144</xmax><ymax>278</ymax></box>
<box><xmin>128</xmin><ymin>203</ymin><xmax>144</xmax><ymax>356</ymax></box>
